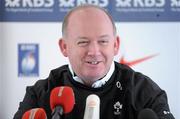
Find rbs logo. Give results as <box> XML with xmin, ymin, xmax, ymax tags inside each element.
<box><xmin>116</xmin><ymin>0</ymin><xmax>165</xmax><ymax>7</ymax></box>
<box><xmin>5</xmin><ymin>0</ymin><xmax>54</xmax><ymax>7</ymax></box>
<box><xmin>59</xmin><ymin>0</ymin><xmax>109</xmax><ymax>7</ymax></box>
<box><xmin>171</xmin><ymin>0</ymin><xmax>180</xmax><ymax>7</ymax></box>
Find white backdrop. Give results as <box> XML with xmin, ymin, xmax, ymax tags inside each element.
<box><xmin>1</xmin><ymin>22</ymin><xmax>180</xmax><ymax>119</ymax></box>
<box><xmin>0</xmin><ymin>23</ymin><xmax>2</xmax><ymax>118</ymax></box>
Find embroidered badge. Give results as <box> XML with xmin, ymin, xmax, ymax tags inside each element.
<box><xmin>113</xmin><ymin>101</ymin><xmax>123</xmax><ymax>115</ymax></box>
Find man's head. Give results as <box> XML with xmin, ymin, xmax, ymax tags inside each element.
<box><xmin>62</xmin><ymin>4</ymin><xmax>117</xmax><ymax>37</ymax></box>
<box><xmin>59</xmin><ymin>4</ymin><xmax>120</xmax><ymax>86</ymax></box>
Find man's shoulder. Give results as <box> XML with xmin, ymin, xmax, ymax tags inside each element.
<box><xmin>29</xmin><ymin>64</ymin><xmax>70</xmax><ymax>92</ymax></box>
<box><xmin>50</xmin><ymin>64</ymin><xmax>69</xmax><ymax>75</ymax></box>
<box><xmin>114</xmin><ymin>61</ymin><xmax>135</xmax><ymax>79</ymax></box>
<box><xmin>114</xmin><ymin>62</ymin><xmax>160</xmax><ymax>89</ymax></box>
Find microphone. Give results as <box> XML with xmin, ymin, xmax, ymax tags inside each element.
<box><xmin>22</xmin><ymin>108</ymin><xmax>47</xmax><ymax>119</ymax></box>
<box><xmin>83</xmin><ymin>94</ymin><xmax>100</xmax><ymax>119</ymax></box>
<box><xmin>138</xmin><ymin>108</ymin><xmax>158</xmax><ymax>119</ymax></box>
<box><xmin>50</xmin><ymin>86</ymin><xmax>75</xmax><ymax>119</ymax></box>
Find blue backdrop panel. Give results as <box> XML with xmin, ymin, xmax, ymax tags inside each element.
<box><xmin>1</xmin><ymin>0</ymin><xmax>180</xmax><ymax>22</ymax></box>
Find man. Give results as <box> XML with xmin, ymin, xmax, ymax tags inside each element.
<box><xmin>14</xmin><ymin>5</ymin><xmax>175</xmax><ymax>119</ymax></box>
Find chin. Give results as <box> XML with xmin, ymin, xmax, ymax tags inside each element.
<box><xmin>86</xmin><ymin>74</ymin><xmax>104</xmax><ymax>80</ymax></box>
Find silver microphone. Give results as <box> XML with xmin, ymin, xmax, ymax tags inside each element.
<box><xmin>83</xmin><ymin>94</ymin><xmax>100</xmax><ymax>119</ymax></box>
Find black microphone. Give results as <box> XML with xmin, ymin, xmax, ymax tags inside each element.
<box><xmin>138</xmin><ymin>108</ymin><xmax>158</xmax><ymax>119</ymax></box>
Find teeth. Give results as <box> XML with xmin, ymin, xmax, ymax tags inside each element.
<box><xmin>89</xmin><ymin>61</ymin><xmax>98</xmax><ymax>64</ymax></box>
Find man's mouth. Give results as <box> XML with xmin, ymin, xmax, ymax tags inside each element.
<box><xmin>87</xmin><ymin>61</ymin><xmax>100</xmax><ymax>65</ymax></box>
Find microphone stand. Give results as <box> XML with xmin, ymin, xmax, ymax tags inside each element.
<box><xmin>51</xmin><ymin>106</ymin><xmax>63</xmax><ymax>119</ymax></box>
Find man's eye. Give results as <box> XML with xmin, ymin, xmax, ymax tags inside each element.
<box><xmin>77</xmin><ymin>41</ymin><xmax>89</xmax><ymax>46</ymax></box>
<box><xmin>99</xmin><ymin>40</ymin><xmax>109</xmax><ymax>45</ymax></box>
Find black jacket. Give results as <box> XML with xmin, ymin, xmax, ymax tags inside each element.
<box><xmin>14</xmin><ymin>62</ymin><xmax>175</xmax><ymax>119</ymax></box>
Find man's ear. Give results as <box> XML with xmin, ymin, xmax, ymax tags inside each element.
<box><xmin>59</xmin><ymin>38</ymin><xmax>68</xmax><ymax>57</ymax></box>
<box><xmin>114</xmin><ymin>36</ymin><xmax>120</xmax><ymax>55</ymax></box>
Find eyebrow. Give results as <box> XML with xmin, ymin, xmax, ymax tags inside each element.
<box><xmin>76</xmin><ymin>36</ymin><xmax>89</xmax><ymax>40</ymax></box>
<box><xmin>76</xmin><ymin>35</ymin><xmax>110</xmax><ymax>40</ymax></box>
<box><xmin>99</xmin><ymin>35</ymin><xmax>110</xmax><ymax>38</ymax></box>
<box><xmin>99</xmin><ymin>35</ymin><xmax>110</xmax><ymax>39</ymax></box>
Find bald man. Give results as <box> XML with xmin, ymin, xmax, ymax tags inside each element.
<box><xmin>14</xmin><ymin>5</ymin><xmax>175</xmax><ymax>119</ymax></box>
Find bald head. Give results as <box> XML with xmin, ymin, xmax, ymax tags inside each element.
<box><xmin>62</xmin><ymin>5</ymin><xmax>116</xmax><ymax>38</ymax></box>
<box><xmin>59</xmin><ymin>5</ymin><xmax>120</xmax><ymax>85</ymax></box>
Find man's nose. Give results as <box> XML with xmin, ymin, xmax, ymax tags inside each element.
<box><xmin>87</xmin><ymin>42</ymin><xmax>101</xmax><ymax>56</ymax></box>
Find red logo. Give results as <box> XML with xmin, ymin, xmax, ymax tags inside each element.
<box><xmin>119</xmin><ymin>53</ymin><xmax>159</xmax><ymax>66</ymax></box>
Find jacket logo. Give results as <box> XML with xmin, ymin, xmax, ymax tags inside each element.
<box><xmin>113</xmin><ymin>101</ymin><xmax>123</xmax><ymax>115</ymax></box>
<box><xmin>116</xmin><ymin>81</ymin><xmax>122</xmax><ymax>90</ymax></box>
<box><xmin>163</xmin><ymin>110</ymin><xmax>171</xmax><ymax>115</ymax></box>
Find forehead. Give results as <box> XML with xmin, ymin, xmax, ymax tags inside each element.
<box><xmin>67</xmin><ymin>7</ymin><xmax>113</xmax><ymax>28</ymax></box>
<box><xmin>69</xmin><ymin>7</ymin><xmax>107</xmax><ymax>18</ymax></box>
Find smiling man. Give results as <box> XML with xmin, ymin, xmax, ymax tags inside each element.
<box><xmin>59</xmin><ymin>5</ymin><xmax>119</xmax><ymax>86</ymax></box>
<box><xmin>14</xmin><ymin>4</ymin><xmax>175</xmax><ymax>119</ymax></box>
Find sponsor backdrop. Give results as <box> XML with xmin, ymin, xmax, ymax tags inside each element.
<box><xmin>1</xmin><ymin>0</ymin><xmax>180</xmax><ymax>22</ymax></box>
<box><xmin>0</xmin><ymin>0</ymin><xmax>180</xmax><ymax>119</ymax></box>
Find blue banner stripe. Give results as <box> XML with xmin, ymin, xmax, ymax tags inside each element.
<box><xmin>1</xmin><ymin>0</ymin><xmax>180</xmax><ymax>22</ymax></box>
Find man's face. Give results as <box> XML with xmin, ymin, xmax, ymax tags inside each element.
<box><xmin>60</xmin><ymin>8</ymin><xmax>119</xmax><ymax>85</ymax></box>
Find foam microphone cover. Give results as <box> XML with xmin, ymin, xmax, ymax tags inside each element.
<box><xmin>138</xmin><ymin>108</ymin><xmax>158</xmax><ymax>119</ymax></box>
<box><xmin>22</xmin><ymin>108</ymin><xmax>47</xmax><ymax>119</ymax></box>
<box><xmin>83</xmin><ymin>94</ymin><xmax>100</xmax><ymax>119</ymax></box>
<box><xmin>50</xmin><ymin>86</ymin><xmax>75</xmax><ymax>114</ymax></box>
